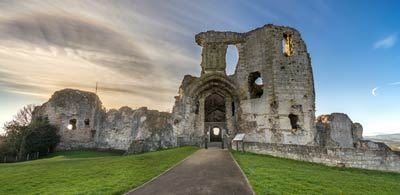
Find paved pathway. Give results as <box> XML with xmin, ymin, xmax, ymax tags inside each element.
<box><xmin>126</xmin><ymin>148</ymin><xmax>254</xmax><ymax>195</ymax></box>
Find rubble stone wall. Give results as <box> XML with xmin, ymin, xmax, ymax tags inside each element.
<box><xmin>232</xmin><ymin>25</ymin><xmax>315</xmax><ymax>145</ymax></box>
<box><xmin>316</xmin><ymin>113</ymin><xmax>363</xmax><ymax>148</ymax></box>
<box><xmin>30</xmin><ymin>24</ymin><xmax>399</xmax><ymax>172</ymax></box>
<box><xmin>33</xmin><ymin>89</ymin><xmax>175</xmax><ymax>152</ymax></box>
<box><xmin>235</xmin><ymin>141</ymin><xmax>400</xmax><ymax>173</ymax></box>
<box><xmin>33</xmin><ymin>89</ymin><xmax>104</xmax><ymax>149</ymax></box>
<box><xmin>173</xmin><ymin>24</ymin><xmax>316</xmax><ymax>147</ymax></box>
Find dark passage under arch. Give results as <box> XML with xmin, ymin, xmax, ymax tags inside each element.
<box><xmin>204</xmin><ymin>93</ymin><xmax>225</xmax><ymax>143</ymax></box>
<box><xmin>204</xmin><ymin>93</ymin><xmax>226</xmax><ymax>123</ymax></box>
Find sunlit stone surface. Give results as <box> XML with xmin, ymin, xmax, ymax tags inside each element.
<box><xmin>33</xmin><ymin>24</ymin><xmax>400</xmax><ymax>172</ymax></box>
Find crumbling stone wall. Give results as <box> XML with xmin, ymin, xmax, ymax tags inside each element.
<box><xmin>34</xmin><ymin>89</ymin><xmax>174</xmax><ymax>152</ymax></box>
<box><xmin>97</xmin><ymin>106</ymin><xmax>174</xmax><ymax>153</ymax></box>
<box><xmin>234</xmin><ymin>113</ymin><xmax>400</xmax><ymax>173</ymax></box>
<box><xmin>234</xmin><ymin>25</ymin><xmax>315</xmax><ymax>145</ymax></box>
<box><xmin>173</xmin><ymin>24</ymin><xmax>315</xmax><ymax>147</ymax></box>
<box><xmin>316</xmin><ymin>113</ymin><xmax>363</xmax><ymax>148</ymax></box>
<box><xmin>236</xmin><ymin>141</ymin><xmax>400</xmax><ymax>173</ymax></box>
<box><xmin>31</xmin><ymin>24</ymin><xmax>399</xmax><ymax>173</ymax></box>
<box><xmin>33</xmin><ymin>89</ymin><xmax>104</xmax><ymax>149</ymax></box>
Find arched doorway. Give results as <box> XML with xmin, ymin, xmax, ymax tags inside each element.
<box><xmin>204</xmin><ymin>93</ymin><xmax>226</xmax><ymax>148</ymax></box>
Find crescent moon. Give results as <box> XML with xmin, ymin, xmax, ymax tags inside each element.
<box><xmin>372</xmin><ymin>87</ymin><xmax>379</xmax><ymax>96</ymax></box>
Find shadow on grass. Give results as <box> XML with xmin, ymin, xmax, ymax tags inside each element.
<box><xmin>42</xmin><ymin>149</ymin><xmax>124</xmax><ymax>160</ymax></box>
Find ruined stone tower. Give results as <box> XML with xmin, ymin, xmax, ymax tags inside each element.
<box><xmin>33</xmin><ymin>24</ymin><xmax>400</xmax><ymax>172</ymax></box>
<box><xmin>172</xmin><ymin>24</ymin><xmax>315</xmax><ymax>147</ymax></box>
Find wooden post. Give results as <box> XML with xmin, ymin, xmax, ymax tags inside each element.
<box><xmin>3</xmin><ymin>156</ymin><xmax>6</xmax><ymax>163</ymax></box>
<box><xmin>27</xmin><ymin>153</ymin><xmax>30</xmax><ymax>161</ymax></box>
<box><xmin>236</xmin><ymin>141</ymin><xmax>239</xmax><ymax>151</ymax></box>
<box><xmin>242</xmin><ymin>141</ymin><xmax>245</xmax><ymax>152</ymax></box>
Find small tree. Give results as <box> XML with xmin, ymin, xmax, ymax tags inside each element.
<box><xmin>3</xmin><ymin>121</ymin><xmax>26</xmax><ymax>157</ymax></box>
<box><xmin>2</xmin><ymin>104</ymin><xmax>36</xmax><ymax>157</ymax></box>
<box><xmin>0</xmin><ymin>135</ymin><xmax>6</xmax><ymax>159</ymax></box>
<box><xmin>2</xmin><ymin>104</ymin><xmax>60</xmax><ymax>161</ymax></box>
<box><xmin>14</xmin><ymin>104</ymin><xmax>36</xmax><ymax>126</ymax></box>
<box><xmin>23</xmin><ymin>117</ymin><xmax>60</xmax><ymax>155</ymax></box>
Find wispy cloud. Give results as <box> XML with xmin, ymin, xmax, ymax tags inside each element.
<box><xmin>374</xmin><ymin>34</ymin><xmax>397</xmax><ymax>49</ymax></box>
<box><xmin>0</xmin><ymin>3</ymin><xmax>200</xmax><ymax>112</ymax></box>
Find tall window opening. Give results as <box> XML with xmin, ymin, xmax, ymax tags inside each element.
<box><xmin>84</xmin><ymin>119</ymin><xmax>90</xmax><ymax>127</ymax></box>
<box><xmin>248</xmin><ymin>71</ymin><xmax>264</xmax><ymax>98</ymax></box>
<box><xmin>225</xmin><ymin>45</ymin><xmax>239</xmax><ymax>75</ymax></box>
<box><xmin>282</xmin><ymin>33</ymin><xmax>294</xmax><ymax>56</ymax></box>
<box><xmin>68</xmin><ymin>119</ymin><xmax>77</xmax><ymax>130</ymax></box>
<box><xmin>288</xmin><ymin>114</ymin><xmax>299</xmax><ymax>130</ymax></box>
<box><xmin>91</xmin><ymin>129</ymin><xmax>96</xmax><ymax>138</ymax></box>
<box><xmin>195</xmin><ymin>101</ymin><xmax>199</xmax><ymax>114</ymax></box>
<box><xmin>231</xmin><ymin>102</ymin><xmax>235</xmax><ymax>116</ymax></box>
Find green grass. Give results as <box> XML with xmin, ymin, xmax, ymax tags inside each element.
<box><xmin>0</xmin><ymin>147</ymin><xmax>198</xmax><ymax>195</ymax></box>
<box><xmin>232</xmin><ymin>151</ymin><xmax>400</xmax><ymax>195</ymax></box>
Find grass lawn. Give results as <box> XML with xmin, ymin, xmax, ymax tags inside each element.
<box><xmin>233</xmin><ymin>151</ymin><xmax>400</xmax><ymax>195</ymax></box>
<box><xmin>0</xmin><ymin>146</ymin><xmax>198</xmax><ymax>195</ymax></box>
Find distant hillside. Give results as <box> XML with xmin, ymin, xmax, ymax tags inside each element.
<box><xmin>364</xmin><ymin>133</ymin><xmax>400</xmax><ymax>151</ymax></box>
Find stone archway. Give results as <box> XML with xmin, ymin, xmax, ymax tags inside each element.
<box><xmin>184</xmin><ymin>73</ymin><xmax>240</xmax><ymax>149</ymax></box>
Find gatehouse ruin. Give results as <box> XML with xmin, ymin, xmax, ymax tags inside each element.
<box><xmin>33</xmin><ymin>24</ymin><xmax>400</xmax><ymax>172</ymax></box>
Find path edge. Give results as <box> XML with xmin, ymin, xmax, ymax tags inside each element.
<box><xmin>229</xmin><ymin>151</ymin><xmax>256</xmax><ymax>195</ymax></box>
<box><xmin>123</xmin><ymin>147</ymin><xmax>200</xmax><ymax>195</ymax></box>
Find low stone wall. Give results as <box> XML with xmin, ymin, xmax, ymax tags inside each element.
<box><xmin>234</xmin><ymin>141</ymin><xmax>400</xmax><ymax>173</ymax></box>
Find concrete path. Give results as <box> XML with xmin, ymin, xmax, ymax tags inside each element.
<box><xmin>126</xmin><ymin>148</ymin><xmax>254</xmax><ymax>195</ymax></box>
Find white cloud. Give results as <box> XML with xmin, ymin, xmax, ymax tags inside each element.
<box><xmin>374</xmin><ymin>34</ymin><xmax>397</xmax><ymax>49</ymax></box>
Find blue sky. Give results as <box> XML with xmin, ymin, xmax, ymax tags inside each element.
<box><xmin>0</xmin><ymin>0</ymin><xmax>399</xmax><ymax>135</ymax></box>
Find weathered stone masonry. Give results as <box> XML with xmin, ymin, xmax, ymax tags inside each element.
<box><xmin>173</xmin><ymin>24</ymin><xmax>315</xmax><ymax>147</ymax></box>
<box><xmin>33</xmin><ymin>89</ymin><xmax>175</xmax><ymax>153</ymax></box>
<box><xmin>33</xmin><ymin>24</ymin><xmax>400</xmax><ymax>172</ymax></box>
<box><xmin>241</xmin><ymin>141</ymin><xmax>400</xmax><ymax>172</ymax></box>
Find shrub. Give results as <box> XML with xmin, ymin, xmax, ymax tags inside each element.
<box><xmin>22</xmin><ymin>117</ymin><xmax>60</xmax><ymax>156</ymax></box>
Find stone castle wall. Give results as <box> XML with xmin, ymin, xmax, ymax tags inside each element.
<box><xmin>31</xmin><ymin>24</ymin><xmax>399</xmax><ymax>173</ymax></box>
<box><xmin>234</xmin><ymin>112</ymin><xmax>400</xmax><ymax>173</ymax></box>
<box><xmin>33</xmin><ymin>89</ymin><xmax>175</xmax><ymax>153</ymax></box>
<box><xmin>231</xmin><ymin>25</ymin><xmax>315</xmax><ymax>145</ymax></box>
<box><xmin>96</xmin><ymin>106</ymin><xmax>174</xmax><ymax>153</ymax></box>
<box><xmin>33</xmin><ymin>89</ymin><xmax>103</xmax><ymax>149</ymax></box>
<box><xmin>173</xmin><ymin>24</ymin><xmax>316</xmax><ymax>147</ymax></box>
<box><xmin>236</xmin><ymin>141</ymin><xmax>400</xmax><ymax>173</ymax></box>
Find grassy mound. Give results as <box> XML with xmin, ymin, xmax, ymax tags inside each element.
<box><xmin>233</xmin><ymin>151</ymin><xmax>400</xmax><ymax>194</ymax></box>
<box><xmin>0</xmin><ymin>147</ymin><xmax>198</xmax><ymax>195</ymax></box>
